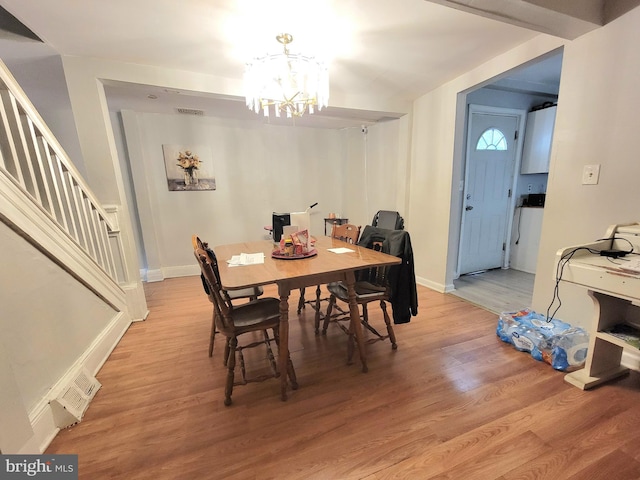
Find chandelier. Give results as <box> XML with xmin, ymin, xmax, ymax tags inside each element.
<box><xmin>244</xmin><ymin>33</ymin><xmax>329</xmax><ymax>118</ymax></box>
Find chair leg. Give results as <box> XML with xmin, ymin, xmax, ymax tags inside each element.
<box><xmin>313</xmin><ymin>284</ymin><xmax>322</xmax><ymax>328</ymax></box>
<box><xmin>346</xmin><ymin>317</ymin><xmax>356</xmax><ymax>365</ymax></box>
<box><xmin>297</xmin><ymin>287</ymin><xmax>306</xmax><ymax>314</ymax></box>
<box><xmin>273</xmin><ymin>327</ymin><xmax>298</xmax><ymax>389</ymax></box>
<box><xmin>224</xmin><ymin>337</ymin><xmax>237</xmax><ymax>406</ymax></box>
<box><xmin>380</xmin><ymin>300</ymin><xmax>397</xmax><ymax>349</ymax></box>
<box><xmin>322</xmin><ymin>295</ymin><xmax>336</xmax><ymax>335</ymax></box>
<box><xmin>223</xmin><ymin>337</ymin><xmax>231</xmax><ymax>367</ymax></box>
<box><xmin>347</xmin><ymin>304</ymin><xmax>367</xmax><ymax>364</ymax></box>
<box><xmin>360</xmin><ymin>302</ymin><xmax>395</xmax><ymax>347</ymax></box>
<box><xmin>264</xmin><ymin>329</ymin><xmax>278</xmax><ymax>376</ymax></box>
<box><xmin>286</xmin><ymin>354</ymin><xmax>298</xmax><ymax>390</ymax></box>
<box><xmin>209</xmin><ymin>313</ymin><xmax>217</xmax><ymax>357</ymax></box>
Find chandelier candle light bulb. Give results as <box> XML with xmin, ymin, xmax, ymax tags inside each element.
<box><xmin>245</xmin><ymin>33</ymin><xmax>329</xmax><ymax>118</ymax></box>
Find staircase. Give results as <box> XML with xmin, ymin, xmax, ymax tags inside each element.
<box><xmin>0</xmin><ymin>61</ymin><xmax>126</xmax><ymax>298</ymax></box>
<box><xmin>0</xmin><ymin>59</ymin><xmax>135</xmax><ymax>453</ymax></box>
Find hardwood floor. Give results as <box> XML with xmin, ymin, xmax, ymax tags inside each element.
<box><xmin>46</xmin><ymin>276</ymin><xmax>640</xmax><ymax>479</ymax></box>
<box><xmin>451</xmin><ymin>268</ymin><xmax>535</xmax><ymax>314</ymax></box>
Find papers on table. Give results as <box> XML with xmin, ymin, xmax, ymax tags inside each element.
<box><xmin>328</xmin><ymin>247</ymin><xmax>355</xmax><ymax>254</ymax></box>
<box><xmin>227</xmin><ymin>252</ymin><xmax>265</xmax><ymax>266</ymax></box>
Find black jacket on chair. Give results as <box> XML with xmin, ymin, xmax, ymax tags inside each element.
<box><xmin>357</xmin><ymin>225</ymin><xmax>418</xmax><ymax>324</ymax></box>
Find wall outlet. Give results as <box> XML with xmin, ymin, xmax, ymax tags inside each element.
<box><xmin>582</xmin><ymin>164</ymin><xmax>601</xmax><ymax>185</ymax></box>
<box><xmin>528</xmin><ymin>184</ymin><xmax>532</xmax><ymax>192</ymax></box>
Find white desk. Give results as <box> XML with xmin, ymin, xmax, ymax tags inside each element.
<box><xmin>557</xmin><ymin>223</ymin><xmax>640</xmax><ymax>389</ymax></box>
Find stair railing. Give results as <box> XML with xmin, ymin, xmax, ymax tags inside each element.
<box><xmin>0</xmin><ymin>60</ymin><xmax>123</xmax><ymax>286</ymax></box>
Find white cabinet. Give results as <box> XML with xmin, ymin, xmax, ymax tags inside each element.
<box><xmin>520</xmin><ymin>105</ymin><xmax>556</xmax><ymax>174</ymax></box>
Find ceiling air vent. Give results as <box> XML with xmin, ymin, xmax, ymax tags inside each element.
<box><xmin>176</xmin><ymin>107</ymin><xmax>204</xmax><ymax>116</ymax></box>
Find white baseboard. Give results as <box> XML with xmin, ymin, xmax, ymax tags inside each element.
<box><xmin>145</xmin><ymin>269</ymin><xmax>164</xmax><ymax>283</ymax></box>
<box><xmin>416</xmin><ymin>276</ymin><xmax>453</xmax><ymax>293</ymax></box>
<box><xmin>163</xmin><ymin>264</ymin><xmax>200</xmax><ymax>279</ymax></box>
<box><xmin>142</xmin><ymin>266</ymin><xmax>198</xmax><ymax>282</ymax></box>
<box><xmin>30</xmin><ymin>311</ymin><xmax>132</xmax><ymax>453</ymax></box>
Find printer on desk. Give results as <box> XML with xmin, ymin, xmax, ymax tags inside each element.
<box><xmin>555</xmin><ymin>222</ymin><xmax>640</xmax><ymax>293</ymax></box>
<box><xmin>599</xmin><ymin>223</ymin><xmax>640</xmax><ymax>259</ymax></box>
<box><xmin>556</xmin><ymin>222</ymin><xmax>640</xmax><ymax>390</ymax></box>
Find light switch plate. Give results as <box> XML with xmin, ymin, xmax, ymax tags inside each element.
<box><xmin>582</xmin><ymin>164</ymin><xmax>600</xmax><ymax>185</ymax></box>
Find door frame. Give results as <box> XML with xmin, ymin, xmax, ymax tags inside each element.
<box><xmin>456</xmin><ymin>104</ymin><xmax>527</xmax><ymax>278</ymax></box>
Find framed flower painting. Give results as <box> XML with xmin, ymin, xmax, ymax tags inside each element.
<box><xmin>162</xmin><ymin>144</ymin><xmax>216</xmax><ymax>191</ymax></box>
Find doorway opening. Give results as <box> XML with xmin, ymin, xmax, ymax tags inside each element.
<box><xmin>458</xmin><ymin>105</ymin><xmax>525</xmax><ymax>276</ymax></box>
<box><xmin>451</xmin><ymin>50</ymin><xmax>563</xmax><ymax>313</ymax></box>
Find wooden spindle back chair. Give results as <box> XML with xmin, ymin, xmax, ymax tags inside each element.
<box><xmin>322</xmin><ymin>234</ymin><xmax>397</xmax><ymax>363</ymax></box>
<box><xmin>194</xmin><ymin>245</ymin><xmax>297</xmax><ymax>405</ymax></box>
<box><xmin>296</xmin><ymin>224</ymin><xmax>361</xmax><ymax>334</ymax></box>
<box><xmin>192</xmin><ymin>234</ymin><xmax>263</xmax><ymax>357</ymax></box>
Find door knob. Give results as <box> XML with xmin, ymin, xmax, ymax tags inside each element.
<box><xmin>465</xmin><ymin>205</ymin><xmax>474</xmax><ymax>211</ymax></box>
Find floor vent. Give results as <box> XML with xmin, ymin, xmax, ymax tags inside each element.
<box><xmin>50</xmin><ymin>368</ymin><xmax>101</xmax><ymax>428</ymax></box>
<box><xmin>176</xmin><ymin>107</ymin><xmax>204</xmax><ymax>116</ymax></box>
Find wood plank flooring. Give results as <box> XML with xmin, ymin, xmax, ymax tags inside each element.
<box><xmin>46</xmin><ymin>277</ymin><xmax>640</xmax><ymax>479</ymax></box>
<box><xmin>451</xmin><ymin>268</ymin><xmax>534</xmax><ymax>314</ymax></box>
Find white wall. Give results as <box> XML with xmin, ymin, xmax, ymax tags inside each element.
<box><xmin>0</xmin><ymin>41</ymin><xmax>87</xmax><ymax>179</ymax></box>
<box><xmin>119</xmin><ymin>111</ymin><xmax>347</xmax><ymax>280</ymax></box>
<box><xmin>59</xmin><ymin>54</ymin><xmax>414</xmax><ymax>285</ymax></box>
<box><xmin>111</xmin><ymin>111</ymin><xmax>147</xmax><ymax>271</ymax></box>
<box><xmin>533</xmin><ymin>6</ymin><xmax>640</xmax><ymax>328</ymax></box>
<box><xmin>342</xmin><ymin>117</ymin><xmax>413</xmax><ymax>229</ymax></box>
<box><xmin>113</xmin><ymin>109</ymin><xmax>412</xmax><ymax>281</ymax></box>
<box><xmin>0</xmin><ymin>222</ymin><xmax>122</xmax><ymax>452</ymax></box>
<box><xmin>0</xmin><ymin>223</ymin><xmax>116</xmax><ymax>408</ymax></box>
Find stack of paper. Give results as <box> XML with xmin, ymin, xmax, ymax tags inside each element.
<box><xmin>227</xmin><ymin>252</ymin><xmax>265</xmax><ymax>266</ymax></box>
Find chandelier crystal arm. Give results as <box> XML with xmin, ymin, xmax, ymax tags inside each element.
<box><xmin>244</xmin><ymin>33</ymin><xmax>329</xmax><ymax>118</ymax></box>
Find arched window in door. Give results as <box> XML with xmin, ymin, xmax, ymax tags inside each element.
<box><xmin>476</xmin><ymin>127</ymin><xmax>508</xmax><ymax>151</ymax></box>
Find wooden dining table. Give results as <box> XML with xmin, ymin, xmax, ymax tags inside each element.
<box><xmin>214</xmin><ymin>235</ymin><xmax>401</xmax><ymax>401</ymax></box>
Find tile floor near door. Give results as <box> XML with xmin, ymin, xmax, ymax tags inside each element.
<box><xmin>451</xmin><ymin>268</ymin><xmax>534</xmax><ymax>315</ymax></box>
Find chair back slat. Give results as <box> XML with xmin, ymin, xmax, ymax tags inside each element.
<box><xmin>331</xmin><ymin>223</ymin><xmax>361</xmax><ymax>244</ymax></box>
<box><xmin>355</xmin><ymin>236</ymin><xmax>390</xmax><ymax>287</ymax></box>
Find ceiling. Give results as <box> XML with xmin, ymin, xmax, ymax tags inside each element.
<box><xmin>0</xmin><ymin>0</ymin><xmax>571</xmax><ymax>129</ymax></box>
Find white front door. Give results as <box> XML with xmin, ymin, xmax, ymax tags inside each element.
<box><xmin>458</xmin><ymin>107</ymin><xmax>520</xmax><ymax>275</ymax></box>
